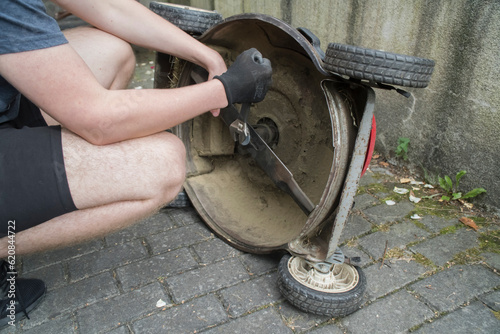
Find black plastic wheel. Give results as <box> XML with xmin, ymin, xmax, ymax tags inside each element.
<box><xmin>324</xmin><ymin>43</ymin><xmax>435</xmax><ymax>88</ymax></box>
<box><xmin>149</xmin><ymin>2</ymin><xmax>223</xmax><ymax>35</ymax></box>
<box><xmin>278</xmin><ymin>254</ymin><xmax>366</xmax><ymax>317</ymax></box>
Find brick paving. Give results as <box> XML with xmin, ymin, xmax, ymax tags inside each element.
<box><xmin>2</xmin><ymin>161</ymin><xmax>498</xmax><ymax>334</ymax></box>
<box><xmin>2</xmin><ymin>47</ymin><xmax>499</xmax><ymax>333</ymax></box>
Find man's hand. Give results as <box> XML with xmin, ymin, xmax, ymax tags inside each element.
<box><xmin>215</xmin><ymin>48</ymin><xmax>272</xmax><ymax>106</ymax></box>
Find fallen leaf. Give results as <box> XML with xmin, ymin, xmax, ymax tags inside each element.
<box><xmin>409</xmin><ymin>191</ymin><xmax>421</xmax><ymax>203</ymax></box>
<box><xmin>411</xmin><ymin>214</ymin><xmax>423</xmax><ymax>220</ymax></box>
<box><xmin>386</xmin><ymin>200</ymin><xmax>396</xmax><ymax>206</ymax></box>
<box><xmin>458</xmin><ymin>199</ymin><xmax>474</xmax><ymax>209</ymax></box>
<box><xmin>393</xmin><ymin>187</ymin><xmax>409</xmax><ymax>194</ymax></box>
<box><xmin>459</xmin><ymin>217</ymin><xmax>479</xmax><ymax>231</ymax></box>
<box><xmin>400</xmin><ymin>178</ymin><xmax>411</xmax><ymax>184</ymax></box>
<box><xmin>373</xmin><ymin>154</ymin><xmax>380</xmax><ymax>159</ymax></box>
<box><xmin>379</xmin><ymin>161</ymin><xmax>389</xmax><ymax>167</ymax></box>
<box><xmin>156</xmin><ymin>299</ymin><xmax>167</xmax><ymax>308</ymax></box>
<box><xmin>424</xmin><ymin>184</ymin><xmax>434</xmax><ymax>189</ymax></box>
<box><xmin>411</xmin><ymin>180</ymin><xmax>424</xmax><ymax>185</ymax></box>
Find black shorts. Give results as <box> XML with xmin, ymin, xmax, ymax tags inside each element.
<box><xmin>0</xmin><ymin>96</ymin><xmax>77</xmax><ymax>237</ymax></box>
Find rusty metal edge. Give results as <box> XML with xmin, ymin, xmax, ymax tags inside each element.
<box><xmin>326</xmin><ymin>88</ymin><xmax>376</xmax><ymax>259</ymax></box>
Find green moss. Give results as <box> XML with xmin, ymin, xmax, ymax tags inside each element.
<box><xmin>439</xmin><ymin>225</ymin><xmax>461</xmax><ymax>235</ymax></box>
<box><xmin>381</xmin><ymin>193</ymin><xmax>407</xmax><ymax>203</ymax></box>
<box><xmin>451</xmin><ymin>248</ymin><xmax>482</xmax><ymax>265</ymax></box>
<box><xmin>409</xmin><ymin>323</ymin><xmax>423</xmax><ymax>332</ymax></box>
<box><xmin>367</xmin><ymin>183</ymin><xmax>391</xmax><ymax>195</ymax></box>
<box><xmin>384</xmin><ymin>247</ymin><xmax>415</xmax><ymax>262</ymax></box>
<box><xmin>473</xmin><ymin>216</ymin><xmax>487</xmax><ymax>224</ymax></box>
<box><xmin>411</xmin><ymin>200</ymin><xmax>462</xmax><ymax>220</ymax></box>
<box><xmin>357</xmin><ymin>182</ymin><xmax>389</xmax><ymax>196</ymax></box>
<box><xmin>412</xmin><ymin>220</ymin><xmax>428</xmax><ymax>231</ymax></box>
<box><xmin>356</xmin><ymin>186</ymin><xmax>367</xmax><ymax>195</ymax></box>
<box><xmin>372</xmin><ymin>223</ymin><xmax>391</xmax><ymax>233</ymax></box>
<box><xmin>414</xmin><ymin>253</ymin><xmax>436</xmax><ymax>268</ymax></box>
<box><xmin>479</xmin><ymin>230</ymin><xmax>500</xmax><ymax>254</ymax></box>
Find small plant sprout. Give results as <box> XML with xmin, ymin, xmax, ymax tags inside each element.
<box><xmin>438</xmin><ymin>170</ymin><xmax>486</xmax><ymax>202</ymax></box>
<box><xmin>395</xmin><ymin>137</ymin><xmax>410</xmax><ymax>161</ymax></box>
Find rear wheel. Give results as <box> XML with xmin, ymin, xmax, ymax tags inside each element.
<box><xmin>324</xmin><ymin>43</ymin><xmax>435</xmax><ymax>88</ymax></box>
<box><xmin>149</xmin><ymin>2</ymin><xmax>223</xmax><ymax>35</ymax></box>
<box><xmin>278</xmin><ymin>254</ymin><xmax>366</xmax><ymax>316</ymax></box>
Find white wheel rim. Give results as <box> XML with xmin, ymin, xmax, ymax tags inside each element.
<box><xmin>288</xmin><ymin>256</ymin><xmax>359</xmax><ymax>293</ymax></box>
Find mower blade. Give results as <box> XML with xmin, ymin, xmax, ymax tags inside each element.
<box><xmin>221</xmin><ymin>105</ymin><xmax>315</xmax><ymax>215</ymax></box>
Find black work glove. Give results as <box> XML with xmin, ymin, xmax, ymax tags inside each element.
<box><xmin>214</xmin><ymin>48</ymin><xmax>272</xmax><ymax>105</ymax></box>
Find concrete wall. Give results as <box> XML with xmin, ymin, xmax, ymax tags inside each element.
<box><xmin>134</xmin><ymin>1</ymin><xmax>499</xmax><ymax>211</ymax></box>
<box><xmin>152</xmin><ymin>0</ymin><xmax>498</xmax><ymax>211</ymax></box>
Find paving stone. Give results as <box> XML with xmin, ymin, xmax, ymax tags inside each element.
<box><xmin>340</xmin><ymin>245</ymin><xmax>373</xmax><ymax>267</ymax></box>
<box><xmin>358</xmin><ymin>221</ymin><xmax>430</xmax><ymax>259</ymax></box>
<box><xmin>479</xmin><ymin>290</ymin><xmax>500</xmax><ymax>311</ymax></box>
<box><xmin>131</xmin><ymin>294</ymin><xmax>227</xmax><ymax>333</ymax></box>
<box><xmin>146</xmin><ymin>223</ymin><xmax>213</xmax><ymax>255</ymax></box>
<box><xmin>410</xmin><ymin>265</ymin><xmax>500</xmax><ymax>312</ymax></box>
<box><xmin>239</xmin><ymin>253</ymin><xmax>281</xmax><ymax>276</ymax></box>
<box><xmin>277</xmin><ymin>302</ymin><xmax>331</xmax><ymax>332</ymax></box>
<box><xmin>167</xmin><ymin>258</ymin><xmax>249</xmax><ymax>303</ymax></box>
<box><xmin>220</xmin><ymin>273</ymin><xmax>282</xmax><ymax>317</ymax></box>
<box><xmin>410</xmin><ymin>228</ymin><xmax>478</xmax><ymax>267</ymax></box>
<box><xmin>1</xmin><ymin>320</ymin><xmax>20</xmax><ymax>333</ymax></box>
<box><xmin>192</xmin><ymin>238</ymin><xmax>243</xmax><ymax>264</ymax></box>
<box><xmin>67</xmin><ymin>240</ymin><xmax>147</xmax><ymax>281</ymax></box>
<box><xmin>21</xmin><ymin>262</ymin><xmax>66</xmax><ymax>292</ymax></box>
<box><xmin>307</xmin><ymin>324</ymin><xmax>344</xmax><ymax>334</ymax></box>
<box><xmin>339</xmin><ymin>214</ymin><xmax>373</xmax><ymax>244</ymax></box>
<box><xmin>19</xmin><ymin>272</ymin><xmax>119</xmax><ymax>330</ymax></box>
<box><xmin>342</xmin><ymin>290</ymin><xmax>434</xmax><ymax>333</ymax></box>
<box><xmin>166</xmin><ymin>207</ymin><xmax>204</xmax><ymax>226</ymax></box>
<box><xmin>369</xmin><ymin>165</ymin><xmax>395</xmax><ymax>177</ymax></box>
<box><xmin>413</xmin><ymin>301</ymin><xmax>500</xmax><ymax>334</ymax></box>
<box><xmin>352</xmin><ymin>193</ymin><xmax>379</xmax><ymax>211</ymax></box>
<box><xmin>358</xmin><ymin>170</ymin><xmax>380</xmax><ymax>187</ymax></box>
<box><xmin>364</xmin><ymin>260</ymin><xmax>428</xmax><ymax>301</ymax></box>
<box><xmin>21</xmin><ymin>239</ymin><xmax>104</xmax><ymax>272</ymax></box>
<box><xmin>105</xmin><ymin>210</ymin><xmax>176</xmax><ymax>245</ymax></box>
<box><xmin>482</xmin><ymin>251</ymin><xmax>500</xmax><ymax>271</ymax></box>
<box><xmin>362</xmin><ymin>201</ymin><xmax>415</xmax><ymax>225</ymax></box>
<box><xmin>76</xmin><ymin>282</ymin><xmax>168</xmax><ymax>333</ymax></box>
<box><xmin>417</xmin><ymin>215</ymin><xmax>458</xmax><ymax>234</ymax></box>
<box><xmin>117</xmin><ymin>248</ymin><xmax>198</xmax><ymax>290</ymax></box>
<box><xmin>103</xmin><ymin>326</ymin><xmax>130</xmax><ymax>334</ymax></box>
<box><xmin>22</xmin><ymin>314</ymin><xmax>75</xmax><ymax>334</ymax></box>
<box><xmin>129</xmin><ymin>47</ymin><xmax>156</xmax><ymax>90</ymax></box>
<box><xmin>203</xmin><ymin>307</ymin><xmax>292</xmax><ymax>334</ymax></box>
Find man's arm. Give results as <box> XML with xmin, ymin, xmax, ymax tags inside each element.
<box><xmin>52</xmin><ymin>0</ymin><xmax>227</xmax><ymax>79</ymax></box>
<box><xmin>0</xmin><ymin>42</ymin><xmax>228</xmax><ymax>145</ymax></box>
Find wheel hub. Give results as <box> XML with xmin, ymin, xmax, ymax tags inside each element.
<box><xmin>288</xmin><ymin>256</ymin><xmax>359</xmax><ymax>293</ymax></box>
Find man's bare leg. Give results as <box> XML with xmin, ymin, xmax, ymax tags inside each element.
<box><xmin>0</xmin><ymin>27</ymin><xmax>186</xmax><ymax>256</ymax></box>
<box><xmin>2</xmin><ymin>129</ymin><xmax>186</xmax><ymax>256</ymax></box>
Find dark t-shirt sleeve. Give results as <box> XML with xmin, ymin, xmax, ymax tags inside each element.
<box><xmin>0</xmin><ymin>0</ymin><xmax>68</xmax><ymax>55</ymax></box>
<box><xmin>0</xmin><ymin>0</ymin><xmax>68</xmax><ymax>122</ymax></box>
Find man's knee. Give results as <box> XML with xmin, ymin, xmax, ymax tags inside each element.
<box><xmin>64</xmin><ymin>26</ymin><xmax>136</xmax><ymax>89</ymax></box>
<box><xmin>149</xmin><ymin>132</ymin><xmax>186</xmax><ymax>204</ymax></box>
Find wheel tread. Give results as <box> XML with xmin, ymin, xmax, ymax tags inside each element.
<box><xmin>324</xmin><ymin>43</ymin><xmax>435</xmax><ymax>88</ymax></box>
<box><xmin>149</xmin><ymin>2</ymin><xmax>223</xmax><ymax>35</ymax></box>
<box><xmin>277</xmin><ymin>255</ymin><xmax>366</xmax><ymax>317</ymax></box>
